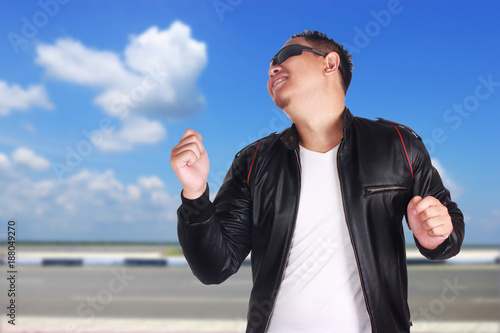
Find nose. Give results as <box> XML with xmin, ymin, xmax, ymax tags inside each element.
<box><xmin>268</xmin><ymin>64</ymin><xmax>281</xmax><ymax>78</ymax></box>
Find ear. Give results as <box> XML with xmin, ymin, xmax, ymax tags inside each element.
<box><xmin>324</xmin><ymin>52</ymin><xmax>341</xmax><ymax>76</ymax></box>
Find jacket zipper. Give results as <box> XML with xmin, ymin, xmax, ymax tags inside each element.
<box><xmin>337</xmin><ymin>139</ymin><xmax>376</xmax><ymax>330</ymax></box>
<box><xmin>263</xmin><ymin>149</ymin><xmax>301</xmax><ymax>333</ymax></box>
<box><xmin>364</xmin><ymin>186</ymin><xmax>408</xmax><ymax>197</ymax></box>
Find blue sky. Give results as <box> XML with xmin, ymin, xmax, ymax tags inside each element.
<box><xmin>0</xmin><ymin>0</ymin><xmax>498</xmax><ymax>244</ymax></box>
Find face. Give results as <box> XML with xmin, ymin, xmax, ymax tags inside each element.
<box><xmin>267</xmin><ymin>37</ymin><xmax>326</xmax><ymax>110</ymax></box>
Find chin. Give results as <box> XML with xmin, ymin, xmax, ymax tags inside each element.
<box><xmin>273</xmin><ymin>94</ymin><xmax>291</xmax><ymax>110</ymax></box>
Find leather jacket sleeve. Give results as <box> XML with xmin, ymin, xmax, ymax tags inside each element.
<box><xmin>177</xmin><ymin>144</ymin><xmax>255</xmax><ymax>285</ymax></box>
<box><xmin>406</xmin><ymin>129</ymin><xmax>465</xmax><ymax>260</ymax></box>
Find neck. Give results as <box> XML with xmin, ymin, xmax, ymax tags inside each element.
<box><xmin>295</xmin><ymin>103</ymin><xmax>345</xmax><ymax>153</ymax></box>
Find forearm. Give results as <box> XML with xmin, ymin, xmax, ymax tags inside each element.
<box><xmin>177</xmin><ymin>184</ymin><xmax>251</xmax><ymax>284</ymax></box>
<box><xmin>409</xmin><ymin>136</ymin><xmax>465</xmax><ymax>260</ymax></box>
<box><xmin>412</xmin><ymin>160</ymin><xmax>465</xmax><ymax>259</ymax></box>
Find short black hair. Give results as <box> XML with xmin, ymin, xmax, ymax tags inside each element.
<box><xmin>290</xmin><ymin>30</ymin><xmax>353</xmax><ymax>94</ymax></box>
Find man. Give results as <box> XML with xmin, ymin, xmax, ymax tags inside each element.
<box><xmin>170</xmin><ymin>30</ymin><xmax>465</xmax><ymax>333</ymax></box>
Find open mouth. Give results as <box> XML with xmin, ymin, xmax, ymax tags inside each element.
<box><xmin>273</xmin><ymin>76</ymin><xmax>287</xmax><ymax>88</ymax></box>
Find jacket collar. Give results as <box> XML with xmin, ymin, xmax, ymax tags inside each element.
<box><xmin>280</xmin><ymin>106</ymin><xmax>353</xmax><ymax>150</ymax></box>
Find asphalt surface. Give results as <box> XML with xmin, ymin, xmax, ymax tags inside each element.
<box><xmin>1</xmin><ymin>265</ymin><xmax>499</xmax><ymax>332</ymax></box>
<box><xmin>1</xmin><ymin>265</ymin><xmax>499</xmax><ymax>319</ymax></box>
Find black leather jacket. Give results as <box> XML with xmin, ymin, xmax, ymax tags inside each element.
<box><xmin>177</xmin><ymin>108</ymin><xmax>465</xmax><ymax>333</ymax></box>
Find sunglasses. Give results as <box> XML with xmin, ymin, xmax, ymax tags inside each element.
<box><xmin>270</xmin><ymin>44</ymin><xmax>327</xmax><ymax>67</ymax></box>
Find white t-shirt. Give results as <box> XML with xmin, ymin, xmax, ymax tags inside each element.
<box><xmin>267</xmin><ymin>145</ymin><xmax>371</xmax><ymax>333</ymax></box>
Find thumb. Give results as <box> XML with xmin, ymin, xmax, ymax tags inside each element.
<box><xmin>407</xmin><ymin>195</ymin><xmax>424</xmax><ymax>221</ymax></box>
<box><xmin>407</xmin><ymin>196</ymin><xmax>423</xmax><ymax>231</ymax></box>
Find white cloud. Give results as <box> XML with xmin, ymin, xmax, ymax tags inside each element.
<box><xmin>35</xmin><ymin>21</ymin><xmax>207</xmax><ymax>151</ymax></box>
<box><xmin>0</xmin><ymin>80</ymin><xmax>53</xmax><ymax>116</ymax></box>
<box><xmin>71</xmin><ymin>169</ymin><xmax>124</xmax><ymax>193</ymax></box>
<box><xmin>431</xmin><ymin>158</ymin><xmax>464</xmax><ymax>199</ymax></box>
<box><xmin>0</xmin><ymin>162</ymin><xmax>180</xmax><ymax>241</ymax></box>
<box><xmin>138</xmin><ymin>175</ymin><xmax>165</xmax><ymax>190</ymax></box>
<box><xmin>12</xmin><ymin>147</ymin><xmax>50</xmax><ymax>171</ymax></box>
<box><xmin>97</xmin><ymin>116</ymin><xmax>166</xmax><ymax>152</ymax></box>
<box><xmin>36</xmin><ymin>38</ymin><xmax>135</xmax><ymax>88</ymax></box>
<box><xmin>127</xmin><ymin>185</ymin><xmax>141</xmax><ymax>200</ymax></box>
<box><xmin>0</xmin><ymin>153</ymin><xmax>10</xmax><ymax>169</ymax></box>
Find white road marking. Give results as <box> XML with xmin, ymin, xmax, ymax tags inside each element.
<box><xmin>474</xmin><ymin>297</ymin><xmax>500</xmax><ymax>304</ymax></box>
<box><xmin>72</xmin><ymin>295</ymin><xmax>249</xmax><ymax>303</ymax></box>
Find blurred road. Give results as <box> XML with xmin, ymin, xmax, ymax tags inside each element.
<box><xmin>1</xmin><ymin>265</ymin><xmax>499</xmax><ymax>332</ymax></box>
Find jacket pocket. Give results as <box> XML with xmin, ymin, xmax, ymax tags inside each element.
<box><xmin>364</xmin><ymin>185</ymin><xmax>409</xmax><ymax>197</ymax></box>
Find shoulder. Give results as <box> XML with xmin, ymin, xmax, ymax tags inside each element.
<box><xmin>349</xmin><ymin>115</ymin><xmax>428</xmax><ymax>164</ymax></box>
<box><xmin>349</xmin><ymin>115</ymin><xmax>421</xmax><ymax>142</ymax></box>
<box><xmin>375</xmin><ymin>117</ymin><xmax>421</xmax><ymax>140</ymax></box>
<box><xmin>234</xmin><ymin>129</ymin><xmax>288</xmax><ymax>159</ymax></box>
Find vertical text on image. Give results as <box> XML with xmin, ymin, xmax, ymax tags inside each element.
<box><xmin>5</xmin><ymin>220</ymin><xmax>17</xmax><ymax>325</ymax></box>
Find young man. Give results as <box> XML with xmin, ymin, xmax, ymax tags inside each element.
<box><xmin>170</xmin><ymin>30</ymin><xmax>465</xmax><ymax>333</ymax></box>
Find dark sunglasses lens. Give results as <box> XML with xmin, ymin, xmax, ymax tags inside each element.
<box><xmin>272</xmin><ymin>45</ymin><xmax>303</xmax><ymax>66</ymax></box>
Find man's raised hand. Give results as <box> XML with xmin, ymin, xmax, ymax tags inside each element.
<box><xmin>170</xmin><ymin>129</ymin><xmax>210</xmax><ymax>199</ymax></box>
<box><xmin>407</xmin><ymin>195</ymin><xmax>453</xmax><ymax>250</ymax></box>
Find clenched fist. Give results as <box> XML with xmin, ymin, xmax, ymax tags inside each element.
<box><xmin>170</xmin><ymin>129</ymin><xmax>210</xmax><ymax>199</ymax></box>
<box><xmin>407</xmin><ymin>195</ymin><xmax>453</xmax><ymax>250</ymax></box>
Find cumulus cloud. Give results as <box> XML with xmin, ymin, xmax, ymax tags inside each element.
<box><xmin>138</xmin><ymin>175</ymin><xmax>165</xmax><ymax>190</ymax></box>
<box><xmin>12</xmin><ymin>147</ymin><xmax>50</xmax><ymax>171</ymax></box>
<box><xmin>35</xmin><ymin>21</ymin><xmax>207</xmax><ymax>151</ymax></box>
<box><xmin>97</xmin><ymin>116</ymin><xmax>167</xmax><ymax>152</ymax></box>
<box><xmin>36</xmin><ymin>39</ymin><xmax>134</xmax><ymax>88</ymax></box>
<box><xmin>0</xmin><ymin>148</ymin><xmax>50</xmax><ymax>172</ymax></box>
<box><xmin>0</xmin><ymin>153</ymin><xmax>10</xmax><ymax>169</ymax></box>
<box><xmin>0</xmin><ymin>80</ymin><xmax>53</xmax><ymax>115</ymax></box>
<box><xmin>0</xmin><ymin>161</ymin><xmax>179</xmax><ymax>241</ymax></box>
